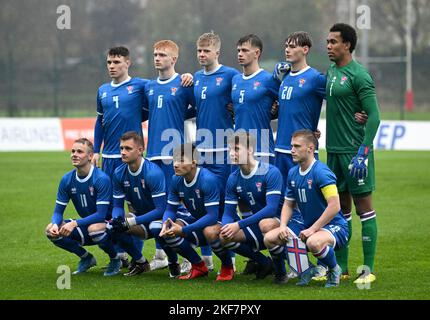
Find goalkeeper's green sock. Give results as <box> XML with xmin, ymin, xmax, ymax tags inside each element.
<box><xmin>335</xmin><ymin>212</ymin><xmax>352</xmax><ymax>274</ymax></box>
<box><xmin>360</xmin><ymin>211</ymin><xmax>377</xmax><ymax>273</ymax></box>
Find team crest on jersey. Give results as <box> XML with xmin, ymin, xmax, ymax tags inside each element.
<box><xmin>255</xmin><ymin>182</ymin><xmax>262</xmax><ymax>192</ymax></box>
<box><xmin>141</xmin><ymin>179</ymin><xmax>145</xmax><ymax>189</ymax></box>
<box><xmin>307</xmin><ymin>179</ymin><xmax>313</xmax><ymax>189</ymax></box>
<box><xmin>89</xmin><ymin>186</ymin><xmax>94</xmax><ymax>196</ymax></box>
<box><xmin>124</xmin><ymin>181</ymin><xmax>130</xmax><ymax>188</ymax></box>
<box><xmin>236</xmin><ymin>186</ymin><xmax>243</xmax><ymax>193</ymax></box>
<box><xmin>299</xmin><ymin>78</ymin><xmax>306</xmax><ymax>88</ymax></box>
<box><xmin>149</xmin><ymin>89</ymin><xmax>154</xmax><ymax>96</ymax></box>
<box><xmin>171</xmin><ymin>87</ymin><xmax>178</xmax><ymax>96</ymax></box>
<box><xmin>232</xmin><ymin>84</ymin><xmax>237</xmax><ymax>90</ymax></box>
<box><xmin>195</xmin><ymin>189</ymin><xmax>201</xmax><ymax>198</ymax></box>
<box><xmin>291</xmin><ymin>181</ymin><xmax>295</xmax><ymax>188</ymax></box>
<box><xmin>71</xmin><ymin>187</ymin><xmax>77</xmax><ymax>194</ymax></box>
<box><xmin>101</xmin><ymin>92</ymin><xmax>107</xmax><ymax>99</ymax></box>
<box><xmin>195</xmin><ymin>80</ymin><xmax>200</xmax><ymax>86</ymax></box>
<box><xmin>340</xmin><ymin>76</ymin><xmax>348</xmax><ymax>85</ymax></box>
<box><xmin>216</xmin><ymin>77</ymin><xmax>223</xmax><ymax>86</ymax></box>
<box><xmin>127</xmin><ymin>86</ymin><xmax>134</xmax><ymax>94</ymax></box>
<box><xmin>253</xmin><ymin>81</ymin><xmax>261</xmax><ymax>90</ymax></box>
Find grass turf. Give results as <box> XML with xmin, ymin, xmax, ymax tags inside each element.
<box><xmin>0</xmin><ymin>150</ymin><xmax>429</xmax><ymax>299</ymax></box>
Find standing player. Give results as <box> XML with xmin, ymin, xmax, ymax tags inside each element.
<box><xmin>109</xmin><ymin>131</ymin><xmax>180</xmax><ymax>277</ymax></box>
<box><xmin>220</xmin><ymin>132</ymin><xmax>284</xmax><ymax>280</ymax></box>
<box><xmin>326</xmin><ymin>23</ymin><xmax>380</xmax><ymax>284</ymax></box>
<box><xmin>159</xmin><ymin>143</ymin><xmax>234</xmax><ymax>281</ymax></box>
<box><xmin>231</xmin><ymin>34</ymin><xmax>280</xmax><ymax>164</ymax></box>
<box><xmin>144</xmin><ymin>40</ymin><xmax>196</xmax><ymax>270</ymax></box>
<box><xmin>45</xmin><ymin>138</ymin><xmax>121</xmax><ymax>276</ymax></box>
<box><xmin>192</xmin><ymin>32</ymin><xmax>240</xmax><ymax>273</ymax></box>
<box><xmin>264</xmin><ymin>130</ymin><xmax>348</xmax><ymax>287</ymax></box>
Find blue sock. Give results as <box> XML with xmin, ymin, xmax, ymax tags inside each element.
<box><xmin>112</xmin><ymin>232</ymin><xmax>143</xmax><ymax>261</ymax></box>
<box><xmin>165</xmin><ymin>236</ymin><xmax>201</xmax><ymax>264</ymax></box>
<box><xmin>225</xmin><ymin>242</ymin><xmax>270</xmax><ymax>266</ymax></box>
<box><xmin>89</xmin><ymin>231</ymin><xmax>117</xmax><ymax>259</ymax></box>
<box><xmin>269</xmin><ymin>245</ymin><xmax>286</xmax><ymax>275</ymax></box>
<box><xmin>313</xmin><ymin>246</ymin><xmax>336</xmax><ymax>269</ymax></box>
<box><xmin>200</xmin><ymin>245</ymin><xmax>212</xmax><ymax>256</ymax></box>
<box><xmin>149</xmin><ymin>223</ymin><xmax>178</xmax><ymax>263</ymax></box>
<box><xmin>49</xmin><ymin>236</ymin><xmax>87</xmax><ymax>258</ymax></box>
<box><xmin>114</xmin><ymin>244</ymin><xmax>125</xmax><ymax>255</ymax></box>
<box><xmin>209</xmin><ymin>239</ymin><xmax>232</xmax><ymax>267</ymax></box>
<box><xmin>132</xmin><ymin>235</ymin><xmax>144</xmax><ymax>253</ymax></box>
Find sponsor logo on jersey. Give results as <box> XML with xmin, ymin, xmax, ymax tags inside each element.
<box><xmin>179</xmin><ymin>192</ymin><xmax>184</xmax><ymax>198</ymax></box>
<box><xmin>253</xmin><ymin>81</ymin><xmax>261</xmax><ymax>90</ymax></box>
<box><xmin>256</xmin><ymin>182</ymin><xmax>262</xmax><ymax>192</ymax></box>
<box><xmin>124</xmin><ymin>181</ymin><xmax>130</xmax><ymax>187</ymax></box>
<box><xmin>195</xmin><ymin>80</ymin><xmax>200</xmax><ymax>86</ymax></box>
<box><xmin>232</xmin><ymin>84</ymin><xmax>237</xmax><ymax>90</ymax></box>
<box><xmin>307</xmin><ymin>179</ymin><xmax>313</xmax><ymax>189</ymax></box>
<box><xmin>127</xmin><ymin>86</ymin><xmax>134</xmax><ymax>94</ymax></box>
<box><xmin>71</xmin><ymin>187</ymin><xmax>77</xmax><ymax>194</ymax></box>
<box><xmin>340</xmin><ymin>76</ymin><xmax>348</xmax><ymax>85</ymax></box>
<box><xmin>141</xmin><ymin>179</ymin><xmax>145</xmax><ymax>189</ymax></box>
<box><xmin>195</xmin><ymin>189</ymin><xmax>201</xmax><ymax>198</ymax></box>
<box><xmin>149</xmin><ymin>89</ymin><xmax>154</xmax><ymax>96</ymax></box>
<box><xmin>216</xmin><ymin>77</ymin><xmax>223</xmax><ymax>86</ymax></box>
<box><xmin>101</xmin><ymin>92</ymin><xmax>107</xmax><ymax>99</ymax></box>
<box><xmin>171</xmin><ymin>87</ymin><xmax>178</xmax><ymax>96</ymax></box>
<box><xmin>89</xmin><ymin>186</ymin><xmax>94</xmax><ymax>196</ymax></box>
<box><xmin>299</xmin><ymin>78</ymin><xmax>306</xmax><ymax>88</ymax></box>
<box><xmin>291</xmin><ymin>180</ymin><xmax>295</xmax><ymax>188</ymax></box>
<box><xmin>236</xmin><ymin>186</ymin><xmax>242</xmax><ymax>193</ymax></box>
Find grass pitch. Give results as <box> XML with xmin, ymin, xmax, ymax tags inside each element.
<box><xmin>0</xmin><ymin>150</ymin><xmax>429</xmax><ymax>300</ymax></box>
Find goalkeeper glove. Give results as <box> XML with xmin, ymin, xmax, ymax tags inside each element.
<box><xmin>111</xmin><ymin>216</ymin><xmax>131</xmax><ymax>233</ymax></box>
<box><xmin>348</xmin><ymin>144</ymin><xmax>370</xmax><ymax>181</ymax></box>
<box><xmin>273</xmin><ymin>62</ymin><xmax>291</xmax><ymax>81</ymax></box>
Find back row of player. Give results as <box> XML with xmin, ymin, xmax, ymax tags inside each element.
<box><xmin>46</xmin><ymin>23</ymin><xmax>380</xmax><ymax>285</ymax></box>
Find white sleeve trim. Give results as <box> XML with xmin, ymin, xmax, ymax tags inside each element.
<box><xmin>113</xmin><ymin>195</ymin><xmax>125</xmax><ymax>199</ymax></box>
<box><xmin>96</xmin><ymin>201</ymin><xmax>110</xmax><ymax>205</ymax></box>
<box><xmin>97</xmin><ymin>111</ymin><xmax>103</xmax><ymax>116</ymax></box>
<box><xmin>56</xmin><ymin>200</ymin><xmax>68</xmax><ymax>206</ymax></box>
<box><xmin>225</xmin><ymin>200</ymin><xmax>238</xmax><ymax>205</ymax></box>
<box><xmin>168</xmin><ymin>200</ymin><xmax>181</xmax><ymax>205</ymax></box>
<box><xmin>152</xmin><ymin>192</ymin><xmax>166</xmax><ymax>198</ymax></box>
<box><xmin>266</xmin><ymin>191</ymin><xmax>282</xmax><ymax>196</ymax></box>
<box><xmin>285</xmin><ymin>197</ymin><xmax>295</xmax><ymax>201</ymax></box>
<box><xmin>204</xmin><ymin>202</ymin><xmax>219</xmax><ymax>207</ymax></box>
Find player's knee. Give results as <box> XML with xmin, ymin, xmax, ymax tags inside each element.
<box><xmin>263</xmin><ymin>229</ymin><xmax>278</xmax><ymax>248</ymax></box>
<box><xmin>203</xmin><ymin>225</ymin><xmax>220</xmax><ymax>242</ymax></box>
<box><xmin>259</xmin><ymin>218</ymin><xmax>279</xmax><ymax>234</ymax></box>
<box><xmin>87</xmin><ymin>223</ymin><xmax>105</xmax><ymax>233</ymax></box>
<box><xmin>306</xmin><ymin>237</ymin><xmax>322</xmax><ymax>253</ymax></box>
<box><xmin>149</xmin><ymin>220</ymin><xmax>163</xmax><ymax>238</ymax></box>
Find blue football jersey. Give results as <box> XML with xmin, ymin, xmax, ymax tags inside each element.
<box><xmin>194</xmin><ymin>65</ymin><xmax>240</xmax><ymax>151</ymax></box>
<box><xmin>96</xmin><ymin>77</ymin><xmax>148</xmax><ymax>156</ymax></box>
<box><xmin>285</xmin><ymin>160</ymin><xmax>346</xmax><ymax>228</ymax></box>
<box><xmin>231</xmin><ymin>69</ymin><xmax>280</xmax><ymax>156</ymax></box>
<box><xmin>167</xmin><ymin>167</ymin><xmax>221</xmax><ymax>220</ymax></box>
<box><xmin>112</xmin><ymin>159</ymin><xmax>166</xmax><ymax>215</ymax></box>
<box><xmin>56</xmin><ymin>166</ymin><xmax>111</xmax><ymax>219</ymax></box>
<box><xmin>145</xmin><ymin>74</ymin><xmax>196</xmax><ymax>160</ymax></box>
<box><xmin>225</xmin><ymin>161</ymin><xmax>283</xmax><ymax>217</ymax></box>
<box><xmin>276</xmin><ymin>67</ymin><xmax>326</xmax><ymax>153</ymax></box>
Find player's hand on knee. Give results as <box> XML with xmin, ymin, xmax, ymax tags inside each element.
<box><xmin>278</xmin><ymin>225</ymin><xmax>291</xmax><ymax>242</ymax></box>
<box><xmin>348</xmin><ymin>144</ymin><xmax>369</xmax><ymax>181</ymax></box>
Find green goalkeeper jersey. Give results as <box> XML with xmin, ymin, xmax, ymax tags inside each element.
<box><xmin>326</xmin><ymin>59</ymin><xmax>380</xmax><ymax>153</ymax></box>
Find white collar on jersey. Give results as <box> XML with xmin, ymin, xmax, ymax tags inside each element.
<box><xmin>184</xmin><ymin>167</ymin><xmax>201</xmax><ymax>187</ymax></box>
<box><xmin>76</xmin><ymin>165</ymin><xmax>94</xmax><ymax>183</ymax></box>
<box><xmin>242</xmin><ymin>68</ymin><xmax>264</xmax><ymax>80</ymax></box>
<box><xmin>288</xmin><ymin>66</ymin><xmax>311</xmax><ymax>77</ymax></box>
<box><xmin>203</xmin><ymin>64</ymin><xmax>223</xmax><ymax>75</ymax></box>
<box><xmin>128</xmin><ymin>158</ymin><xmax>145</xmax><ymax>177</ymax></box>
<box><xmin>240</xmin><ymin>161</ymin><xmax>260</xmax><ymax>179</ymax></box>
<box><xmin>157</xmin><ymin>73</ymin><xmax>179</xmax><ymax>84</ymax></box>
<box><xmin>299</xmin><ymin>158</ymin><xmax>317</xmax><ymax>176</ymax></box>
<box><xmin>110</xmin><ymin>76</ymin><xmax>131</xmax><ymax>87</ymax></box>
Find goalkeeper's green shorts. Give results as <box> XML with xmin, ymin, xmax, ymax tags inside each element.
<box><xmin>327</xmin><ymin>151</ymin><xmax>375</xmax><ymax>196</ymax></box>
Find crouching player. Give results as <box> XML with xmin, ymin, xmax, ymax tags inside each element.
<box><xmin>45</xmin><ymin>138</ymin><xmax>120</xmax><ymax>276</ymax></box>
<box><xmin>109</xmin><ymin>131</ymin><xmax>180</xmax><ymax>277</ymax></box>
<box><xmin>220</xmin><ymin>132</ymin><xmax>284</xmax><ymax>280</ymax></box>
<box><xmin>159</xmin><ymin>143</ymin><xmax>234</xmax><ymax>281</ymax></box>
<box><xmin>264</xmin><ymin>130</ymin><xmax>349</xmax><ymax>287</ymax></box>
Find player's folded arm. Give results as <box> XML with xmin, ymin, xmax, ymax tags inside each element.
<box><xmin>76</xmin><ymin>202</ymin><xmax>109</xmax><ymax>227</ymax></box>
<box><xmin>133</xmin><ymin>194</ymin><xmax>167</xmax><ymax>226</ymax></box>
<box><xmin>237</xmin><ymin>193</ymin><xmax>281</xmax><ymax>229</ymax></box>
<box><xmin>182</xmin><ymin>204</ymin><xmax>219</xmax><ymax>236</ymax></box>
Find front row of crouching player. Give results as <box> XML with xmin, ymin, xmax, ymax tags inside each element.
<box><xmin>46</xmin><ymin>130</ymin><xmax>348</xmax><ymax>287</ymax></box>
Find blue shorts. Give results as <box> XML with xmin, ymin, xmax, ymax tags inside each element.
<box><xmin>101</xmin><ymin>157</ymin><xmax>123</xmax><ymax>179</ymax></box>
<box><xmin>64</xmin><ymin>219</ymin><xmax>96</xmax><ymax>246</ymax></box>
<box><xmin>242</xmin><ymin>223</ymin><xmax>266</xmax><ymax>252</ymax></box>
<box><xmin>176</xmin><ymin>215</ymin><xmax>216</xmax><ymax>247</ymax></box>
<box><xmin>287</xmin><ymin>219</ymin><xmax>348</xmax><ymax>250</ymax></box>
